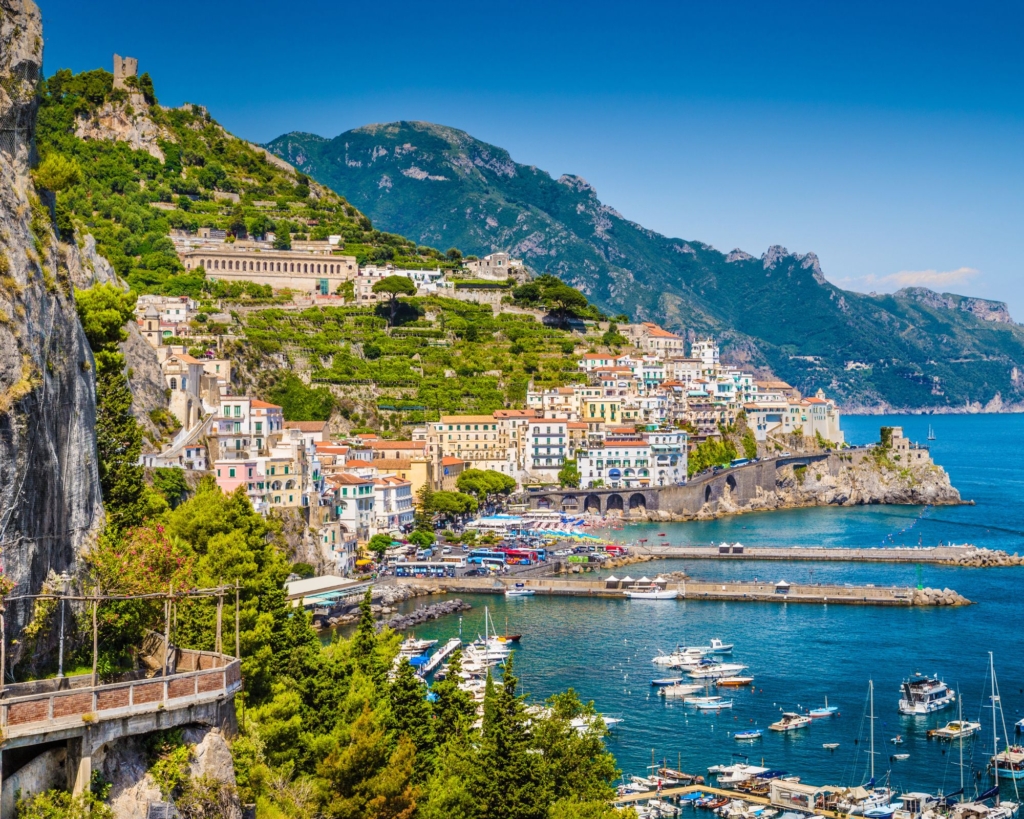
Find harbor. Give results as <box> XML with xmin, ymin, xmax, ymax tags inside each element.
<box><xmin>636</xmin><ymin>544</ymin><xmax>999</xmax><ymax>565</ymax></box>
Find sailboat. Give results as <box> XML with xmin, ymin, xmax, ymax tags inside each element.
<box><xmin>927</xmin><ymin>425</ymin><xmax>936</xmax><ymax>441</ymax></box>
<box><xmin>988</xmin><ymin>653</ymin><xmax>1024</xmax><ymax>793</ymax></box>
<box><xmin>838</xmin><ymin>680</ymin><xmax>895</xmax><ymax>816</ymax></box>
<box><xmin>809</xmin><ymin>696</ymin><xmax>839</xmax><ymax>718</ymax></box>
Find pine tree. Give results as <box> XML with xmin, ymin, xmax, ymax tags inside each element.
<box><xmin>352</xmin><ymin>589</ymin><xmax>385</xmax><ymax>688</ymax></box>
<box><xmin>388</xmin><ymin>657</ymin><xmax>435</xmax><ymax>780</ymax></box>
<box><xmin>94</xmin><ymin>353</ymin><xmax>146</xmax><ymax>532</ymax></box>
<box><xmin>430</xmin><ymin>649</ymin><xmax>476</xmax><ymax>746</ymax></box>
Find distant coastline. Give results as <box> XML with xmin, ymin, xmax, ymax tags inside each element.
<box><xmin>842</xmin><ymin>403</ymin><xmax>1024</xmax><ymax>416</ymax></box>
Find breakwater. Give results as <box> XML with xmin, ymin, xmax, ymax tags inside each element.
<box><xmin>395</xmin><ymin>576</ymin><xmax>971</xmax><ymax>606</ymax></box>
<box><xmin>638</xmin><ymin>543</ymin><xmax>987</xmax><ymax>564</ymax></box>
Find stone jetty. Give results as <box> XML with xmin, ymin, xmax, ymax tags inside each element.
<box><xmin>912</xmin><ymin>587</ymin><xmax>972</xmax><ymax>606</ymax></box>
<box><xmin>379</xmin><ymin>599</ymin><xmax>472</xmax><ymax>632</ymax></box>
<box><xmin>939</xmin><ymin>548</ymin><xmax>1024</xmax><ymax>568</ymax></box>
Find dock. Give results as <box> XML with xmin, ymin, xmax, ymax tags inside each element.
<box><xmin>419</xmin><ymin>637</ymin><xmax>462</xmax><ymax>676</ymax></box>
<box><xmin>641</xmin><ymin>544</ymin><xmax>972</xmax><ymax>564</ymax></box>
<box><xmin>396</xmin><ymin>576</ymin><xmax>935</xmax><ymax>606</ymax></box>
<box><xmin>613</xmin><ymin>783</ymin><xmax>850</xmax><ymax>819</ymax></box>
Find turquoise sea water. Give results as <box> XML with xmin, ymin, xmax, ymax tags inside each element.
<box><xmin>405</xmin><ymin>415</ymin><xmax>1024</xmax><ymax>796</ymax></box>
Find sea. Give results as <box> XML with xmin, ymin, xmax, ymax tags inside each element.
<box><xmin>395</xmin><ymin>414</ymin><xmax>1024</xmax><ymax>797</ymax></box>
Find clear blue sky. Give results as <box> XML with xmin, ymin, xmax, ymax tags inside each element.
<box><xmin>39</xmin><ymin>0</ymin><xmax>1024</xmax><ymax>317</ymax></box>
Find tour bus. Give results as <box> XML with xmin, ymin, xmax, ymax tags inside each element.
<box><xmin>498</xmin><ymin>549</ymin><xmax>534</xmax><ymax>566</ymax></box>
<box><xmin>393</xmin><ymin>561</ymin><xmax>460</xmax><ymax>578</ymax></box>
<box><xmin>467</xmin><ymin>549</ymin><xmax>507</xmax><ymax>565</ymax></box>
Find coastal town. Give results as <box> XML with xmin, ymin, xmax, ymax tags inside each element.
<box><xmin>131</xmin><ymin>231</ymin><xmax>846</xmax><ymax>575</ymax></box>
<box><xmin>1</xmin><ymin>25</ymin><xmax>1021</xmax><ymax>819</ymax></box>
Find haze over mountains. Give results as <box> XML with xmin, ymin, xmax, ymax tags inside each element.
<box><xmin>268</xmin><ymin>121</ymin><xmax>1024</xmax><ymax>412</ymax></box>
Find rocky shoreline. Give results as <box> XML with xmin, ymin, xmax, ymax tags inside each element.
<box><xmin>378</xmin><ymin>598</ymin><xmax>472</xmax><ymax>632</ymax></box>
<box><xmin>940</xmin><ymin>548</ymin><xmax>1024</xmax><ymax>568</ymax></box>
<box><xmin>912</xmin><ymin>587</ymin><xmax>972</xmax><ymax>606</ymax></box>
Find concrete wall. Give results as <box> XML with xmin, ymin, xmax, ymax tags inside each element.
<box><xmin>1</xmin><ymin>747</ymin><xmax>66</xmax><ymax>816</ymax></box>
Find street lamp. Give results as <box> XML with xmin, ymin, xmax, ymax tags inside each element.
<box><xmin>56</xmin><ymin>571</ymin><xmax>70</xmax><ymax>679</ymax></box>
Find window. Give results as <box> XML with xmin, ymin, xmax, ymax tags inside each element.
<box><xmin>229</xmin><ymin>468</ymin><xmax>236</xmax><ymax>478</ymax></box>
<box><xmin>234</xmin><ymin>405</ymin><xmax>241</xmax><ymax>418</ymax></box>
<box><xmin>169</xmin><ymin>377</ymin><xmax>177</xmax><ymax>390</ymax></box>
<box><xmin>216</xmin><ymin>469</ymin><xmax>221</xmax><ymax>477</ymax></box>
<box><xmin>255</xmin><ymin>422</ymin><xmax>263</xmax><ymax>432</ymax></box>
<box><xmin>233</xmin><ymin>422</ymin><xmax>241</xmax><ymax>434</ymax></box>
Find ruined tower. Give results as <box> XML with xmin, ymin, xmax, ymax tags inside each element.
<box><xmin>112</xmin><ymin>53</ymin><xmax>138</xmax><ymax>89</ymax></box>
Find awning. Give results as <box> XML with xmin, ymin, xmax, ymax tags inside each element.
<box><xmin>775</xmin><ymin>580</ymin><xmax>791</xmax><ymax>587</ymax></box>
<box><xmin>620</xmin><ymin>575</ymin><xmax>635</xmax><ymax>583</ymax></box>
<box><xmin>637</xmin><ymin>576</ymin><xmax>651</xmax><ymax>583</ymax></box>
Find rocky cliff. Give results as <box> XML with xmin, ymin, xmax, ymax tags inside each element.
<box><xmin>0</xmin><ymin>0</ymin><xmax>103</xmax><ymax>624</ymax></box>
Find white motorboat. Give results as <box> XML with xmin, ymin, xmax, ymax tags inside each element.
<box><xmin>625</xmin><ymin>587</ymin><xmax>678</xmax><ymax>600</ymax></box>
<box><xmin>769</xmin><ymin>712</ymin><xmax>812</xmax><ymax>732</ymax></box>
<box><xmin>708</xmin><ymin>638</ymin><xmax>734</xmax><ymax>654</ymax></box>
<box><xmin>683</xmin><ymin>695</ymin><xmax>733</xmax><ymax>710</ymax></box>
<box><xmin>659</xmin><ymin>683</ymin><xmax>703</xmax><ymax>698</ymax></box>
<box><xmin>652</xmin><ymin>647</ymin><xmax>706</xmax><ymax>666</ymax></box>
<box><xmin>898</xmin><ymin>674</ymin><xmax>955</xmax><ymax>715</ymax></box>
<box><xmin>505</xmin><ymin>583</ymin><xmax>535</xmax><ymax>597</ymax></box>
<box><xmin>399</xmin><ymin>637</ymin><xmax>438</xmax><ymax>655</ymax></box>
<box><xmin>927</xmin><ymin>720</ymin><xmax>981</xmax><ymax>740</ymax></box>
<box><xmin>688</xmin><ymin>662</ymin><xmax>748</xmax><ymax>679</ymax></box>
<box><xmin>570</xmin><ymin>713</ymin><xmax>623</xmax><ymax>733</ymax></box>
<box><xmin>711</xmin><ymin>764</ymin><xmax>770</xmax><ymax>785</ymax></box>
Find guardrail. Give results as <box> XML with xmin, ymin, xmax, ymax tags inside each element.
<box><xmin>0</xmin><ymin>652</ymin><xmax>242</xmax><ymax>740</ymax></box>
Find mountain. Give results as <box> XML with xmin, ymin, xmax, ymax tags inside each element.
<box><xmin>268</xmin><ymin>122</ymin><xmax>1024</xmax><ymax>412</ymax></box>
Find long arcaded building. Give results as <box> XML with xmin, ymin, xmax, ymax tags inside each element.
<box><xmin>180</xmin><ymin>240</ymin><xmax>358</xmax><ymax>294</ymax></box>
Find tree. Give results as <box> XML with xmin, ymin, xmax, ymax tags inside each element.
<box><xmin>32</xmin><ymin>152</ymin><xmax>83</xmax><ymax>192</ymax></box>
<box><xmin>430</xmin><ymin>491</ymin><xmax>478</xmax><ymax>519</ymax></box>
<box><xmin>388</xmin><ymin>658</ymin><xmax>436</xmax><ymax>780</ymax></box>
<box><xmin>338</xmin><ymin>279</ymin><xmax>356</xmax><ymax>302</ymax></box>
<box><xmin>414</xmin><ymin>484</ymin><xmax>435</xmax><ymax>531</ymax></box>
<box><xmin>273</xmin><ymin>227</ymin><xmax>291</xmax><ymax>250</ymax></box>
<box><xmin>228</xmin><ymin>205</ymin><xmax>247</xmax><ymax>238</ymax></box>
<box><xmin>445</xmin><ymin>247</ymin><xmax>462</xmax><ymax>262</ymax></box>
<box><xmin>558</xmin><ymin>459</ymin><xmax>580</xmax><ymax>488</ymax></box>
<box><xmin>75</xmin><ymin>283</ymin><xmax>135</xmax><ymax>350</ymax></box>
<box><xmin>246</xmin><ymin>212</ymin><xmax>269</xmax><ymax>239</ymax></box>
<box><xmin>372</xmin><ymin>275</ymin><xmax>417</xmax><ymax>324</ymax></box>
<box><xmin>456</xmin><ymin>469</ymin><xmax>516</xmax><ymax>501</ymax></box>
<box><xmin>408</xmin><ymin>530</ymin><xmax>435</xmax><ymax>549</ymax></box>
<box><xmin>367</xmin><ymin>534</ymin><xmax>392</xmax><ymax>559</ymax></box>
<box><xmin>546</xmin><ymin>283</ymin><xmax>589</xmax><ymax>327</ymax></box>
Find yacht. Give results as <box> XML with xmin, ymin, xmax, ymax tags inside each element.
<box><xmin>927</xmin><ymin>720</ymin><xmax>981</xmax><ymax>740</ymax></box>
<box><xmin>898</xmin><ymin>674</ymin><xmax>955</xmax><ymax>715</ymax></box>
<box><xmin>769</xmin><ymin>712</ymin><xmax>812</xmax><ymax>732</ymax></box>
<box><xmin>399</xmin><ymin>637</ymin><xmax>438</xmax><ymax>655</ymax></box>
<box><xmin>652</xmin><ymin>647</ymin><xmax>707</xmax><ymax>666</ymax></box>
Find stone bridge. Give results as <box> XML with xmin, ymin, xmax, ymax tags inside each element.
<box><xmin>527</xmin><ymin>454</ymin><xmax>833</xmax><ymax>517</ymax></box>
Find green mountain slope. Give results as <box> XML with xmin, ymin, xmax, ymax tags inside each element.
<box><xmin>268</xmin><ymin>122</ymin><xmax>1024</xmax><ymax>411</ymax></box>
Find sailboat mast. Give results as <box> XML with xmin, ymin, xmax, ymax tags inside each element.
<box><xmin>991</xmin><ymin>652</ymin><xmax>1000</xmax><ymax>805</ymax></box>
<box><xmin>958</xmin><ymin>688</ymin><xmax>964</xmax><ymax>794</ymax></box>
<box><xmin>870</xmin><ymin>679</ymin><xmax>875</xmax><ymax>782</ymax></box>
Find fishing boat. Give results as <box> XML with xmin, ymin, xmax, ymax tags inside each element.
<box><xmin>898</xmin><ymin>673</ymin><xmax>955</xmax><ymax>715</ymax></box>
<box><xmin>505</xmin><ymin>583</ymin><xmax>535</xmax><ymax>597</ymax></box>
<box><xmin>734</xmin><ymin>729</ymin><xmax>763</xmax><ymax>740</ymax></box>
<box><xmin>927</xmin><ymin>720</ymin><xmax>981</xmax><ymax>740</ymax></box>
<box><xmin>684</xmin><ymin>695</ymin><xmax>734</xmax><ymax>710</ymax></box>
<box><xmin>769</xmin><ymin>712</ymin><xmax>812</xmax><ymax>732</ymax></box>
<box><xmin>624</xmin><ymin>587</ymin><xmax>678</xmax><ymax>600</ymax></box>
<box><xmin>717</xmin><ymin>676</ymin><xmax>754</xmax><ymax>687</ymax></box>
<box><xmin>808</xmin><ymin>697</ymin><xmax>839</xmax><ymax>718</ymax></box>
<box><xmin>709</xmin><ymin>638</ymin><xmax>734</xmax><ymax>654</ymax></box>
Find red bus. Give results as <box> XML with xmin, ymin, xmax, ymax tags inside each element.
<box><xmin>498</xmin><ymin>549</ymin><xmax>534</xmax><ymax>565</ymax></box>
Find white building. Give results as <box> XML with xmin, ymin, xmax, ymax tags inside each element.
<box><xmin>578</xmin><ymin>440</ymin><xmax>651</xmax><ymax>489</ymax></box>
<box><xmin>374</xmin><ymin>476</ymin><xmax>415</xmax><ymax>532</ymax></box>
<box><xmin>527</xmin><ymin>419</ymin><xmax>568</xmax><ymax>483</ymax></box>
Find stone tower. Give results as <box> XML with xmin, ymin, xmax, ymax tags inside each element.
<box><xmin>112</xmin><ymin>54</ymin><xmax>138</xmax><ymax>89</ymax></box>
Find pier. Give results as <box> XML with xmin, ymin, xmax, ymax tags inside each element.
<box><xmin>612</xmin><ymin>783</ymin><xmax>850</xmax><ymax>819</ymax></box>
<box><xmin>640</xmin><ymin>543</ymin><xmax>975</xmax><ymax>564</ymax></box>
<box><xmin>395</xmin><ymin>576</ymin><xmax>950</xmax><ymax>606</ymax></box>
<box><xmin>419</xmin><ymin>637</ymin><xmax>462</xmax><ymax>676</ymax></box>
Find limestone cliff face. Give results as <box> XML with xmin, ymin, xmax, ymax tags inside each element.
<box><xmin>0</xmin><ymin>0</ymin><xmax>103</xmax><ymax>616</ymax></box>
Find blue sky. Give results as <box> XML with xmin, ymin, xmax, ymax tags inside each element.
<box><xmin>40</xmin><ymin>0</ymin><xmax>1024</xmax><ymax>316</ymax></box>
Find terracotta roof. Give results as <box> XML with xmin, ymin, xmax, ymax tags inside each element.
<box><xmin>356</xmin><ymin>433</ymin><xmax>380</xmax><ymax>440</ymax></box>
<box><xmin>440</xmin><ymin>456</ymin><xmax>467</xmax><ymax>466</ymax></box>
<box><xmin>372</xmin><ymin>440</ymin><xmax>422</xmax><ymax>450</ymax></box>
<box><xmin>566</xmin><ymin>422</ymin><xmax>589</xmax><ymax>429</ymax></box>
<box><xmin>370</xmin><ymin>458</ymin><xmax>413</xmax><ymax>469</ymax></box>
<box><xmin>316</xmin><ymin>443</ymin><xmax>349</xmax><ymax>453</ymax></box>
<box><xmin>642</xmin><ymin>325</ymin><xmax>682</xmax><ymax>339</ymax></box>
<box><xmin>172</xmin><ymin>353</ymin><xmax>203</xmax><ymax>364</ymax></box>
<box><xmin>580</xmin><ymin>353</ymin><xmax>610</xmax><ymax>360</ymax></box>
<box><xmin>375</xmin><ymin>475</ymin><xmax>411</xmax><ymax>486</ymax></box>
<box><xmin>328</xmin><ymin>472</ymin><xmax>372</xmax><ymax>486</ymax></box>
<box><xmin>493</xmin><ymin>409</ymin><xmax>538</xmax><ymax>418</ymax></box>
<box><xmin>250</xmin><ymin>400</ymin><xmax>282</xmax><ymax>410</ymax></box>
<box><xmin>284</xmin><ymin>421</ymin><xmax>328</xmax><ymax>432</ymax></box>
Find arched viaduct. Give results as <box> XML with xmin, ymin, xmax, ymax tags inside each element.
<box><xmin>527</xmin><ymin>454</ymin><xmax>834</xmax><ymax>517</ymax></box>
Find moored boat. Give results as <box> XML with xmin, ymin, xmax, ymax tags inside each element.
<box><xmin>769</xmin><ymin>712</ymin><xmax>812</xmax><ymax>732</ymax></box>
<box><xmin>898</xmin><ymin>673</ymin><xmax>955</xmax><ymax>715</ymax></box>
<box><xmin>717</xmin><ymin>676</ymin><xmax>754</xmax><ymax>687</ymax></box>
<box><xmin>927</xmin><ymin>720</ymin><xmax>981</xmax><ymax>740</ymax></box>
<box><xmin>505</xmin><ymin>583</ymin><xmax>535</xmax><ymax>597</ymax></box>
<box><xmin>651</xmin><ymin>677</ymin><xmax>686</xmax><ymax>687</ymax></box>
<box><xmin>808</xmin><ymin>697</ymin><xmax>839</xmax><ymax>718</ymax></box>
<box><xmin>684</xmin><ymin>695</ymin><xmax>734</xmax><ymax>710</ymax></box>
<box><xmin>660</xmin><ymin>683</ymin><xmax>703</xmax><ymax>698</ymax></box>
<box><xmin>689</xmin><ymin>662</ymin><xmax>748</xmax><ymax>679</ymax></box>
<box><xmin>734</xmin><ymin>729</ymin><xmax>763</xmax><ymax>740</ymax></box>
<box><xmin>625</xmin><ymin>587</ymin><xmax>678</xmax><ymax>600</ymax></box>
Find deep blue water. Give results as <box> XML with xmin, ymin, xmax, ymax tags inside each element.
<box><xmin>407</xmin><ymin>415</ymin><xmax>1024</xmax><ymax>796</ymax></box>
